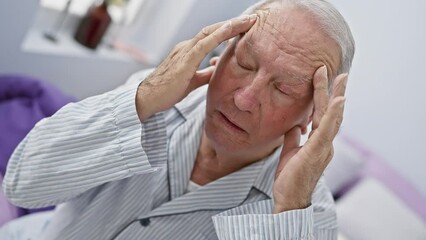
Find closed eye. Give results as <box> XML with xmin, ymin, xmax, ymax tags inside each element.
<box><xmin>238</xmin><ymin>61</ymin><xmax>252</xmax><ymax>71</ymax></box>
<box><xmin>236</xmin><ymin>56</ymin><xmax>253</xmax><ymax>71</ymax></box>
<box><xmin>274</xmin><ymin>83</ymin><xmax>290</xmax><ymax>96</ymax></box>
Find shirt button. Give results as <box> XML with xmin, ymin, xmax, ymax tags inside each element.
<box><xmin>139</xmin><ymin>218</ymin><xmax>150</xmax><ymax>227</ymax></box>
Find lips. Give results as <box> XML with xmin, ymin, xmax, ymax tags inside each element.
<box><xmin>218</xmin><ymin>111</ymin><xmax>246</xmax><ymax>133</ymax></box>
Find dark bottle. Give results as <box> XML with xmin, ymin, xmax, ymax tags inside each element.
<box><xmin>74</xmin><ymin>0</ymin><xmax>111</xmax><ymax>49</ymax></box>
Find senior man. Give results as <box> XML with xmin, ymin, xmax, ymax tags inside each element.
<box><xmin>3</xmin><ymin>0</ymin><xmax>354</xmax><ymax>239</ymax></box>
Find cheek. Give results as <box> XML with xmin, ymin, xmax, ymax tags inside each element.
<box><xmin>258</xmin><ymin>102</ymin><xmax>312</xmax><ymax>138</ymax></box>
<box><xmin>254</xmin><ymin>108</ymin><xmax>290</xmax><ymax>140</ymax></box>
<box><xmin>209</xmin><ymin>61</ymin><xmax>241</xmax><ymax>98</ymax></box>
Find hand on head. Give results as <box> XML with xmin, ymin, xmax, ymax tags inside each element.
<box><xmin>136</xmin><ymin>14</ymin><xmax>258</xmax><ymax>122</ymax></box>
<box><xmin>273</xmin><ymin>66</ymin><xmax>348</xmax><ymax>212</ymax></box>
<box><xmin>137</xmin><ymin>9</ymin><xmax>350</xmax><ymax>214</ymax></box>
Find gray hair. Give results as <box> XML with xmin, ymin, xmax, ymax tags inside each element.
<box><xmin>242</xmin><ymin>0</ymin><xmax>355</xmax><ymax>76</ymax></box>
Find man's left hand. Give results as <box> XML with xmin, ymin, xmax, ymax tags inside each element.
<box><xmin>273</xmin><ymin>66</ymin><xmax>348</xmax><ymax>213</ymax></box>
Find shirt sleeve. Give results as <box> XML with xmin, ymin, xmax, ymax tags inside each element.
<box><xmin>212</xmin><ymin>177</ymin><xmax>337</xmax><ymax>240</ymax></box>
<box><xmin>2</xmin><ymin>69</ymin><xmax>164</xmax><ymax>209</ymax></box>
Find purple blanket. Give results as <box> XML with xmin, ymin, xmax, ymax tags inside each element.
<box><xmin>0</xmin><ymin>75</ymin><xmax>75</xmax><ymax>218</ymax></box>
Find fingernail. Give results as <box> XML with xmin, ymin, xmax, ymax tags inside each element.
<box><xmin>322</xmin><ymin>65</ymin><xmax>328</xmax><ymax>79</ymax></box>
<box><xmin>238</xmin><ymin>15</ymin><xmax>250</xmax><ymax>22</ymax></box>
<box><xmin>249</xmin><ymin>14</ymin><xmax>258</xmax><ymax>21</ymax></box>
<box><xmin>340</xmin><ymin>74</ymin><xmax>348</xmax><ymax>93</ymax></box>
<box><xmin>342</xmin><ymin>74</ymin><xmax>349</xmax><ymax>87</ymax></box>
<box><xmin>340</xmin><ymin>97</ymin><xmax>346</xmax><ymax>108</ymax></box>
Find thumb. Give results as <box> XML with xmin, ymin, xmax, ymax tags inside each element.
<box><xmin>276</xmin><ymin>126</ymin><xmax>301</xmax><ymax>179</ymax></box>
<box><xmin>283</xmin><ymin>126</ymin><xmax>301</xmax><ymax>154</ymax></box>
<box><xmin>190</xmin><ymin>66</ymin><xmax>215</xmax><ymax>90</ymax></box>
<box><xmin>209</xmin><ymin>56</ymin><xmax>220</xmax><ymax>66</ymax></box>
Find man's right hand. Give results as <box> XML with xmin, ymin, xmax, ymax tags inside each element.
<box><xmin>136</xmin><ymin>14</ymin><xmax>258</xmax><ymax>122</ymax></box>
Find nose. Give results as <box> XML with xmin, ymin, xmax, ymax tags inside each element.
<box><xmin>234</xmin><ymin>81</ymin><xmax>262</xmax><ymax>112</ymax></box>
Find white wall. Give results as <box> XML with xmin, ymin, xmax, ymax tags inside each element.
<box><xmin>329</xmin><ymin>0</ymin><xmax>426</xmax><ymax>196</ymax></box>
<box><xmin>1</xmin><ymin>0</ymin><xmax>425</xmax><ymax>196</ymax></box>
<box><xmin>0</xmin><ymin>1</ymin><xmax>142</xmax><ymax>100</ymax></box>
<box><xmin>0</xmin><ymin>0</ymin><xmax>255</xmax><ymax>99</ymax></box>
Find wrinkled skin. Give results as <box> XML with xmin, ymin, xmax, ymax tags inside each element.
<box><xmin>205</xmin><ymin>6</ymin><xmax>341</xmax><ymax>161</ymax></box>
<box><xmin>137</xmin><ymin>4</ymin><xmax>348</xmax><ymax>212</ymax></box>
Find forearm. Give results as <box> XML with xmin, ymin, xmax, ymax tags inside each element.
<box><xmin>136</xmin><ymin>79</ymin><xmax>169</xmax><ymax>122</ymax></box>
<box><xmin>2</xmin><ymin>81</ymin><xmax>155</xmax><ymax>208</ymax></box>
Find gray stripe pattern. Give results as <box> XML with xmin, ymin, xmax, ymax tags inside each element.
<box><xmin>3</xmin><ymin>69</ymin><xmax>337</xmax><ymax>239</ymax></box>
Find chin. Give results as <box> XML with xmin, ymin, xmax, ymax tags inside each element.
<box><xmin>204</xmin><ymin>117</ymin><xmax>250</xmax><ymax>154</ymax></box>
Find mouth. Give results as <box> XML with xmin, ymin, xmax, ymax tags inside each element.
<box><xmin>217</xmin><ymin>111</ymin><xmax>246</xmax><ymax>133</ymax></box>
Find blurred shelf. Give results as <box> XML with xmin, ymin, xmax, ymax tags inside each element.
<box><xmin>21</xmin><ymin>28</ymin><xmax>134</xmax><ymax>63</ymax></box>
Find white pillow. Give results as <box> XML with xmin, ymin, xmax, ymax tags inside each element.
<box><xmin>336</xmin><ymin>177</ymin><xmax>426</xmax><ymax>240</ymax></box>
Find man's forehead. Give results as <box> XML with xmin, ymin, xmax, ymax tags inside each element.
<box><xmin>250</xmin><ymin>6</ymin><xmax>281</xmax><ymax>32</ymax></box>
<box><xmin>252</xmin><ymin>6</ymin><xmax>318</xmax><ymax>42</ymax></box>
<box><xmin>252</xmin><ymin>2</ymin><xmax>295</xmax><ymax>28</ymax></box>
<box><xmin>238</xmin><ymin>14</ymin><xmax>316</xmax><ymax>84</ymax></box>
<box><xmin>241</xmin><ymin>5</ymin><xmax>341</xmax><ymax>80</ymax></box>
<box><xmin>241</xmin><ymin>8</ymin><xmax>294</xmax><ymax>54</ymax></box>
<box><xmin>235</xmin><ymin>42</ymin><xmax>313</xmax><ymax>93</ymax></box>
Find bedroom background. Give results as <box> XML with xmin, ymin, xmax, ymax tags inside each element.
<box><xmin>0</xmin><ymin>0</ymin><xmax>425</xmax><ymax>239</ymax></box>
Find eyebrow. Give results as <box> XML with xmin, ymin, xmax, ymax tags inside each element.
<box><xmin>277</xmin><ymin>73</ymin><xmax>312</xmax><ymax>85</ymax></box>
<box><xmin>237</xmin><ymin>35</ymin><xmax>255</xmax><ymax>58</ymax></box>
<box><xmin>237</xmin><ymin>30</ymin><xmax>313</xmax><ymax>97</ymax></box>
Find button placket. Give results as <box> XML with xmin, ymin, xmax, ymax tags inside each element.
<box><xmin>139</xmin><ymin>218</ymin><xmax>150</xmax><ymax>227</ymax></box>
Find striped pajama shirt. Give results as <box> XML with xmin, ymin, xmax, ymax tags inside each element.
<box><xmin>3</xmin><ymin>70</ymin><xmax>337</xmax><ymax>239</ymax></box>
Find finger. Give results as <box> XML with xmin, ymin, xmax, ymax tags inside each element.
<box><xmin>168</xmin><ymin>40</ymin><xmax>190</xmax><ymax>58</ymax></box>
<box><xmin>312</xmin><ymin>65</ymin><xmax>330</xmax><ymax>130</ymax></box>
<box><xmin>191</xmin><ymin>22</ymin><xmax>226</xmax><ymax>45</ymax></box>
<box><xmin>189</xmin><ymin>66</ymin><xmax>215</xmax><ymax>90</ymax></box>
<box><xmin>331</xmin><ymin>73</ymin><xmax>348</xmax><ymax>99</ymax></box>
<box><xmin>283</xmin><ymin>126</ymin><xmax>301</xmax><ymax>154</ymax></box>
<box><xmin>209</xmin><ymin>56</ymin><xmax>220</xmax><ymax>66</ymax></box>
<box><xmin>305</xmin><ymin>96</ymin><xmax>345</xmax><ymax>160</ymax></box>
<box><xmin>301</xmin><ymin>126</ymin><xmax>308</xmax><ymax>135</ymax></box>
<box><xmin>190</xmin><ymin>14</ymin><xmax>256</xmax><ymax>46</ymax></box>
<box><xmin>185</xmin><ymin>14</ymin><xmax>257</xmax><ymax>71</ymax></box>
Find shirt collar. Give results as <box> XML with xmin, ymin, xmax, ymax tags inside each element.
<box><xmin>173</xmin><ymin>86</ymin><xmax>280</xmax><ymax>200</ymax></box>
<box><xmin>252</xmin><ymin>146</ymin><xmax>281</xmax><ymax>199</ymax></box>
